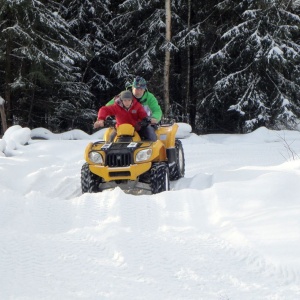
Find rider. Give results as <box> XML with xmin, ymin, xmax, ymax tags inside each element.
<box><xmin>94</xmin><ymin>90</ymin><xmax>157</xmax><ymax>141</ymax></box>
<box><xmin>106</xmin><ymin>76</ymin><xmax>163</xmax><ymax>126</ymax></box>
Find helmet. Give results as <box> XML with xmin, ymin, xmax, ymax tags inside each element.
<box><xmin>133</xmin><ymin>76</ymin><xmax>147</xmax><ymax>89</ymax></box>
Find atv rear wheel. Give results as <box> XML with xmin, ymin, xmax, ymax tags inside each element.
<box><xmin>150</xmin><ymin>163</ymin><xmax>170</xmax><ymax>194</ymax></box>
<box><xmin>169</xmin><ymin>139</ymin><xmax>185</xmax><ymax>180</ymax></box>
<box><xmin>81</xmin><ymin>163</ymin><xmax>102</xmax><ymax>193</ymax></box>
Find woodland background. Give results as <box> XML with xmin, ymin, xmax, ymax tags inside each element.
<box><xmin>1</xmin><ymin>0</ymin><xmax>300</xmax><ymax>135</ymax></box>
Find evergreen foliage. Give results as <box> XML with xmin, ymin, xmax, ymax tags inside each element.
<box><xmin>0</xmin><ymin>0</ymin><xmax>89</xmax><ymax>130</ymax></box>
<box><xmin>0</xmin><ymin>0</ymin><xmax>300</xmax><ymax>133</ymax></box>
<box><xmin>200</xmin><ymin>0</ymin><xmax>300</xmax><ymax>132</ymax></box>
<box><xmin>108</xmin><ymin>0</ymin><xmax>172</xmax><ymax>114</ymax></box>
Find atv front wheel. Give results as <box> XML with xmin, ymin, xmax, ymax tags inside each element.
<box><xmin>81</xmin><ymin>163</ymin><xmax>102</xmax><ymax>193</ymax></box>
<box><xmin>150</xmin><ymin>163</ymin><xmax>170</xmax><ymax>194</ymax></box>
<box><xmin>169</xmin><ymin>139</ymin><xmax>185</xmax><ymax>180</ymax></box>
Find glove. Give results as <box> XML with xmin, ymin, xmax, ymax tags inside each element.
<box><xmin>140</xmin><ymin>117</ymin><xmax>151</xmax><ymax>128</ymax></box>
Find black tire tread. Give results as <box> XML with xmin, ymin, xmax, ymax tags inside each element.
<box><xmin>150</xmin><ymin>163</ymin><xmax>170</xmax><ymax>194</ymax></box>
<box><xmin>169</xmin><ymin>139</ymin><xmax>185</xmax><ymax>180</ymax></box>
<box><xmin>81</xmin><ymin>162</ymin><xmax>102</xmax><ymax>193</ymax></box>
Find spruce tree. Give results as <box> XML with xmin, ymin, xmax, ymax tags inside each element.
<box><xmin>201</xmin><ymin>0</ymin><xmax>300</xmax><ymax>132</ymax></box>
<box><xmin>0</xmin><ymin>0</ymin><xmax>88</xmax><ymax>130</ymax></box>
<box><xmin>109</xmin><ymin>0</ymin><xmax>176</xmax><ymax>113</ymax></box>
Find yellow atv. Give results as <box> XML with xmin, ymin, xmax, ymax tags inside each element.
<box><xmin>81</xmin><ymin>119</ymin><xmax>185</xmax><ymax>194</ymax></box>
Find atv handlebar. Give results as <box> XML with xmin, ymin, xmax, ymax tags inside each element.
<box><xmin>104</xmin><ymin>116</ymin><xmax>116</xmax><ymax>127</ymax></box>
<box><xmin>94</xmin><ymin>117</ymin><xmax>156</xmax><ymax>130</ymax></box>
<box><xmin>139</xmin><ymin>117</ymin><xmax>160</xmax><ymax>130</ymax></box>
<box><xmin>139</xmin><ymin>117</ymin><xmax>152</xmax><ymax>128</ymax></box>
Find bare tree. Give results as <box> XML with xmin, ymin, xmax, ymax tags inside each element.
<box><xmin>164</xmin><ymin>0</ymin><xmax>171</xmax><ymax>115</ymax></box>
<box><xmin>185</xmin><ymin>0</ymin><xmax>191</xmax><ymax>120</ymax></box>
<box><xmin>0</xmin><ymin>96</ymin><xmax>8</xmax><ymax>135</ymax></box>
<box><xmin>4</xmin><ymin>39</ymin><xmax>12</xmax><ymax>126</ymax></box>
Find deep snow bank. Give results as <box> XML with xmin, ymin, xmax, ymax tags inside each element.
<box><xmin>0</xmin><ymin>123</ymin><xmax>192</xmax><ymax>157</ymax></box>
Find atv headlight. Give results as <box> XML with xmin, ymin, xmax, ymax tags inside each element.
<box><xmin>88</xmin><ymin>151</ymin><xmax>103</xmax><ymax>164</ymax></box>
<box><xmin>136</xmin><ymin>149</ymin><xmax>152</xmax><ymax>162</ymax></box>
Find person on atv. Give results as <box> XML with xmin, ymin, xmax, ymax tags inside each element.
<box><xmin>106</xmin><ymin>76</ymin><xmax>162</xmax><ymax>127</ymax></box>
<box><xmin>94</xmin><ymin>90</ymin><xmax>157</xmax><ymax>141</ymax></box>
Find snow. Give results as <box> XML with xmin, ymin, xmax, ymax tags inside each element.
<box><xmin>1</xmin><ymin>124</ymin><xmax>300</xmax><ymax>299</ymax></box>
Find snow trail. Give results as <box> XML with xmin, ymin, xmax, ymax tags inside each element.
<box><xmin>1</xmin><ymin>128</ymin><xmax>300</xmax><ymax>299</ymax></box>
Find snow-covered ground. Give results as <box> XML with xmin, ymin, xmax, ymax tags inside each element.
<box><xmin>1</xmin><ymin>125</ymin><xmax>300</xmax><ymax>299</ymax></box>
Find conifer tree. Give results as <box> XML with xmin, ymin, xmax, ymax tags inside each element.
<box><xmin>62</xmin><ymin>0</ymin><xmax>115</xmax><ymax>95</ymax></box>
<box><xmin>55</xmin><ymin>0</ymin><xmax>118</xmax><ymax>131</ymax></box>
<box><xmin>109</xmin><ymin>0</ymin><xmax>178</xmax><ymax>113</ymax></box>
<box><xmin>201</xmin><ymin>0</ymin><xmax>300</xmax><ymax>132</ymax></box>
<box><xmin>0</xmin><ymin>0</ymin><xmax>87</xmax><ymax>129</ymax></box>
<box><xmin>171</xmin><ymin>0</ymin><xmax>214</xmax><ymax>128</ymax></box>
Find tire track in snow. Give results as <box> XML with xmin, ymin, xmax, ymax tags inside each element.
<box><xmin>24</xmin><ymin>161</ymin><xmax>83</xmax><ymax>200</ymax></box>
<box><xmin>1</xmin><ymin>186</ymin><xmax>299</xmax><ymax>299</ymax></box>
<box><xmin>65</xmin><ymin>189</ymin><xmax>299</xmax><ymax>299</ymax></box>
<box><xmin>173</xmin><ymin>165</ymin><xmax>300</xmax><ymax>292</ymax></box>
<box><xmin>2</xmin><ymin>135</ymin><xmax>300</xmax><ymax>299</ymax></box>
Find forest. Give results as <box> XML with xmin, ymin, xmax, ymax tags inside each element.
<box><xmin>0</xmin><ymin>0</ymin><xmax>300</xmax><ymax>135</ymax></box>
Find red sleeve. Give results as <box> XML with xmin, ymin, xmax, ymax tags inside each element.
<box><xmin>98</xmin><ymin>105</ymin><xmax>116</xmax><ymax>120</ymax></box>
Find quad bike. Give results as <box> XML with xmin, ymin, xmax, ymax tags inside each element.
<box><xmin>81</xmin><ymin>118</ymin><xmax>185</xmax><ymax>194</ymax></box>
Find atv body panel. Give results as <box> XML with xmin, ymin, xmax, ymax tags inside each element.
<box><xmin>81</xmin><ymin>122</ymin><xmax>185</xmax><ymax>194</ymax></box>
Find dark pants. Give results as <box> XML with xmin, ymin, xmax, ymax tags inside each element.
<box><xmin>138</xmin><ymin>125</ymin><xmax>157</xmax><ymax>141</ymax></box>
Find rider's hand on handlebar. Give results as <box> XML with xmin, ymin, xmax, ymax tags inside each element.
<box><xmin>139</xmin><ymin>117</ymin><xmax>151</xmax><ymax>128</ymax></box>
<box><xmin>94</xmin><ymin>119</ymin><xmax>104</xmax><ymax>128</ymax></box>
<box><xmin>104</xmin><ymin>116</ymin><xmax>116</xmax><ymax>127</ymax></box>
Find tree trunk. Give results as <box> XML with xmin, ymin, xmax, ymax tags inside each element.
<box><xmin>164</xmin><ymin>0</ymin><xmax>171</xmax><ymax>115</ymax></box>
<box><xmin>185</xmin><ymin>0</ymin><xmax>191</xmax><ymax>123</ymax></box>
<box><xmin>189</xmin><ymin>48</ymin><xmax>195</xmax><ymax>130</ymax></box>
<box><xmin>27</xmin><ymin>78</ymin><xmax>36</xmax><ymax>127</ymax></box>
<box><xmin>5</xmin><ymin>39</ymin><xmax>12</xmax><ymax>127</ymax></box>
<box><xmin>0</xmin><ymin>97</ymin><xmax>8</xmax><ymax>136</ymax></box>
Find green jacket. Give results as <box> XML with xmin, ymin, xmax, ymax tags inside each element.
<box><xmin>106</xmin><ymin>88</ymin><xmax>163</xmax><ymax>122</ymax></box>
